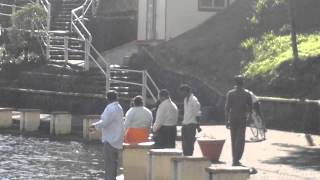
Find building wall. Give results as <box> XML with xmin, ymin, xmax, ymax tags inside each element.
<box><xmin>165</xmin><ymin>0</ymin><xmax>215</xmax><ymax>40</ymax></box>
<box><xmin>137</xmin><ymin>0</ymin><xmax>147</xmax><ymax>40</ymax></box>
<box><xmin>137</xmin><ymin>0</ymin><xmax>236</xmax><ymax>41</ymax></box>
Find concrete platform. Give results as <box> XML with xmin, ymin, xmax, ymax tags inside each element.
<box><xmin>182</xmin><ymin>126</ymin><xmax>320</xmax><ymax>180</ymax></box>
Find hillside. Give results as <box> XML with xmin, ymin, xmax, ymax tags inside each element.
<box><xmin>147</xmin><ymin>0</ymin><xmax>320</xmax><ymax>95</ymax></box>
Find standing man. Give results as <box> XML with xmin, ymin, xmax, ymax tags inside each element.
<box><xmin>180</xmin><ymin>84</ymin><xmax>201</xmax><ymax>156</ymax></box>
<box><xmin>225</xmin><ymin>75</ymin><xmax>252</xmax><ymax>166</ymax></box>
<box><xmin>153</xmin><ymin>89</ymin><xmax>178</xmax><ymax>148</ymax></box>
<box><xmin>91</xmin><ymin>91</ymin><xmax>124</xmax><ymax>180</ymax></box>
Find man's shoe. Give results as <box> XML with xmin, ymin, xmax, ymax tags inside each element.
<box><xmin>232</xmin><ymin>161</ymin><xmax>241</xmax><ymax>166</ymax></box>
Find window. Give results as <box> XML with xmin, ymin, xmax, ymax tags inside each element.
<box><xmin>199</xmin><ymin>0</ymin><xmax>229</xmax><ymax>11</ymax></box>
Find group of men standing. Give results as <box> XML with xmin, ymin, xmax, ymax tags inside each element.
<box><xmin>90</xmin><ymin>84</ymin><xmax>202</xmax><ymax>180</ymax></box>
<box><xmin>152</xmin><ymin>84</ymin><xmax>202</xmax><ymax>157</ymax></box>
<box><xmin>91</xmin><ymin>75</ymin><xmax>255</xmax><ymax>179</ymax></box>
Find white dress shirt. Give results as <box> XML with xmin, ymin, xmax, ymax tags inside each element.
<box><xmin>124</xmin><ymin>106</ymin><xmax>153</xmax><ymax>129</ymax></box>
<box><xmin>93</xmin><ymin>102</ymin><xmax>125</xmax><ymax>149</ymax></box>
<box><xmin>152</xmin><ymin>98</ymin><xmax>178</xmax><ymax>132</ymax></box>
<box><xmin>182</xmin><ymin>94</ymin><xmax>201</xmax><ymax>125</ymax></box>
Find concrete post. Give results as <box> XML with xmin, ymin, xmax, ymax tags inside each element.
<box><xmin>19</xmin><ymin>109</ymin><xmax>41</xmax><ymax>132</ymax></box>
<box><xmin>123</xmin><ymin>142</ymin><xmax>154</xmax><ymax>180</ymax></box>
<box><xmin>83</xmin><ymin>115</ymin><xmax>101</xmax><ymax>141</ymax></box>
<box><xmin>0</xmin><ymin>108</ymin><xmax>14</xmax><ymax>128</ymax></box>
<box><xmin>205</xmin><ymin>166</ymin><xmax>250</xmax><ymax>180</ymax></box>
<box><xmin>64</xmin><ymin>36</ymin><xmax>69</xmax><ymax>65</ymax></box>
<box><xmin>148</xmin><ymin>149</ymin><xmax>183</xmax><ymax>180</ymax></box>
<box><xmin>171</xmin><ymin>157</ymin><xmax>210</xmax><ymax>180</ymax></box>
<box><xmin>50</xmin><ymin>111</ymin><xmax>72</xmax><ymax>135</ymax></box>
<box><xmin>142</xmin><ymin>70</ymin><xmax>147</xmax><ymax>106</ymax></box>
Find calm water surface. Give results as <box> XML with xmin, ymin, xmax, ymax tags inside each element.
<box><xmin>0</xmin><ymin>134</ymin><xmax>105</xmax><ymax>180</ymax></box>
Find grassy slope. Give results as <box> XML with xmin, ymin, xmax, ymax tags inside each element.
<box><xmin>243</xmin><ymin>33</ymin><xmax>320</xmax><ymax>78</ymax></box>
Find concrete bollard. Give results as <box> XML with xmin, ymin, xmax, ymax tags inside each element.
<box><xmin>83</xmin><ymin>115</ymin><xmax>101</xmax><ymax>141</ymax></box>
<box><xmin>0</xmin><ymin>108</ymin><xmax>14</xmax><ymax>128</ymax></box>
<box><xmin>123</xmin><ymin>142</ymin><xmax>154</xmax><ymax>180</ymax></box>
<box><xmin>148</xmin><ymin>149</ymin><xmax>183</xmax><ymax>180</ymax></box>
<box><xmin>205</xmin><ymin>166</ymin><xmax>250</xmax><ymax>180</ymax></box>
<box><xmin>171</xmin><ymin>157</ymin><xmax>211</xmax><ymax>180</ymax></box>
<box><xmin>50</xmin><ymin>111</ymin><xmax>72</xmax><ymax>135</ymax></box>
<box><xmin>19</xmin><ymin>109</ymin><xmax>41</xmax><ymax>132</ymax></box>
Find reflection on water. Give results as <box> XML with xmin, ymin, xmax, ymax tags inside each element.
<box><xmin>0</xmin><ymin>134</ymin><xmax>105</xmax><ymax>180</ymax></box>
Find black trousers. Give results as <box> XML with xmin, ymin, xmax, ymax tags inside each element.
<box><xmin>103</xmin><ymin>142</ymin><xmax>119</xmax><ymax>180</ymax></box>
<box><xmin>181</xmin><ymin>124</ymin><xmax>197</xmax><ymax>156</ymax></box>
<box><xmin>155</xmin><ymin>125</ymin><xmax>177</xmax><ymax>148</ymax></box>
<box><xmin>230</xmin><ymin>121</ymin><xmax>246</xmax><ymax>163</ymax></box>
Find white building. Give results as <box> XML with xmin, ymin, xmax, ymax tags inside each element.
<box><xmin>137</xmin><ymin>0</ymin><xmax>235</xmax><ymax>42</ymax></box>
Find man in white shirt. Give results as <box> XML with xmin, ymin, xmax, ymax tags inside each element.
<box><xmin>153</xmin><ymin>89</ymin><xmax>178</xmax><ymax>148</ymax></box>
<box><xmin>180</xmin><ymin>84</ymin><xmax>201</xmax><ymax>156</ymax></box>
<box><xmin>91</xmin><ymin>91</ymin><xmax>124</xmax><ymax>180</ymax></box>
<box><xmin>124</xmin><ymin>96</ymin><xmax>153</xmax><ymax>143</ymax></box>
<box><xmin>125</xmin><ymin>95</ymin><xmax>153</xmax><ymax>129</ymax></box>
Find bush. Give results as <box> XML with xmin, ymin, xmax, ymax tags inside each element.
<box><xmin>242</xmin><ymin>32</ymin><xmax>320</xmax><ymax>78</ymax></box>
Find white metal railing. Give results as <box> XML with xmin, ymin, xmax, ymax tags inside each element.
<box><xmin>39</xmin><ymin>0</ymin><xmax>51</xmax><ymax>31</ymax></box>
<box><xmin>71</xmin><ymin>0</ymin><xmax>93</xmax><ymax>70</ymax></box>
<box><xmin>111</xmin><ymin>68</ymin><xmax>160</xmax><ymax>103</ymax></box>
<box><xmin>0</xmin><ymin>3</ymin><xmax>22</xmax><ymax>17</ymax></box>
<box><xmin>70</xmin><ymin>0</ymin><xmax>160</xmax><ymax>103</ymax></box>
<box><xmin>37</xmin><ymin>0</ymin><xmax>51</xmax><ymax>59</ymax></box>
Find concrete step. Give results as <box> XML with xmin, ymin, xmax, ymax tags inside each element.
<box><xmin>49</xmin><ymin>49</ymin><xmax>84</xmax><ymax>55</ymax></box>
<box><xmin>50</xmin><ymin>54</ymin><xmax>84</xmax><ymax>60</ymax></box>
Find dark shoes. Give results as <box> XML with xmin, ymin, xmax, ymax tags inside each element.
<box><xmin>232</xmin><ymin>161</ymin><xmax>243</xmax><ymax>166</ymax></box>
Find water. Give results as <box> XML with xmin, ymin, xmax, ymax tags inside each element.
<box><xmin>0</xmin><ymin>134</ymin><xmax>105</xmax><ymax>180</ymax></box>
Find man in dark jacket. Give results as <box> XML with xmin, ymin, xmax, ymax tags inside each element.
<box><xmin>225</xmin><ymin>75</ymin><xmax>252</xmax><ymax>166</ymax></box>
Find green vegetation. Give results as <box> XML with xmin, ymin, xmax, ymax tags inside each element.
<box><xmin>2</xmin><ymin>3</ymin><xmax>46</xmax><ymax>62</ymax></box>
<box><xmin>242</xmin><ymin>32</ymin><xmax>320</xmax><ymax>78</ymax></box>
<box><xmin>11</xmin><ymin>3</ymin><xmax>46</xmax><ymax>30</ymax></box>
<box><xmin>250</xmin><ymin>0</ymin><xmax>285</xmax><ymax>25</ymax></box>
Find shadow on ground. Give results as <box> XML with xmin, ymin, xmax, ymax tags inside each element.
<box><xmin>263</xmin><ymin>143</ymin><xmax>320</xmax><ymax>171</ymax></box>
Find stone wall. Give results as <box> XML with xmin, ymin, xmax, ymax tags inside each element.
<box><xmin>129</xmin><ymin>46</ymin><xmax>225</xmax><ymax>123</ymax></box>
<box><xmin>259</xmin><ymin>97</ymin><xmax>319</xmax><ymax>134</ymax></box>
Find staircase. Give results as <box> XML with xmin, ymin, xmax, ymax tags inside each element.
<box><xmin>0</xmin><ymin>0</ymin><xmax>160</xmax><ymax>107</ymax></box>
<box><xmin>48</xmin><ymin>0</ymin><xmax>85</xmax><ymax>65</ymax></box>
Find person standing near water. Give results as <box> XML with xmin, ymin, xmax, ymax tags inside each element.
<box><xmin>91</xmin><ymin>91</ymin><xmax>124</xmax><ymax>180</ymax></box>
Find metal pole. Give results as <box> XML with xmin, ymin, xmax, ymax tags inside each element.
<box><xmin>142</xmin><ymin>70</ymin><xmax>147</xmax><ymax>106</ymax></box>
<box><xmin>105</xmin><ymin>63</ymin><xmax>110</xmax><ymax>94</ymax></box>
<box><xmin>47</xmin><ymin>3</ymin><xmax>51</xmax><ymax>31</ymax></box>
<box><xmin>12</xmin><ymin>5</ymin><xmax>16</xmax><ymax>25</ymax></box>
<box><xmin>46</xmin><ymin>34</ymin><xmax>50</xmax><ymax>60</ymax></box>
<box><xmin>64</xmin><ymin>36</ymin><xmax>68</xmax><ymax>65</ymax></box>
<box><xmin>84</xmin><ymin>40</ymin><xmax>89</xmax><ymax>71</ymax></box>
<box><xmin>288</xmin><ymin>0</ymin><xmax>299</xmax><ymax>62</ymax></box>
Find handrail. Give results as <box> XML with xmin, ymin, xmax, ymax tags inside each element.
<box><xmin>0</xmin><ymin>3</ymin><xmax>22</xmax><ymax>17</ymax></box>
<box><xmin>69</xmin><ymin>0</ymin><xmax>159</xmax><ymax>103</ymax></box>
<box><xmin>39</xmin><ymin>0</ymin><xmax>50</xmax><ymax>30</ymax></box>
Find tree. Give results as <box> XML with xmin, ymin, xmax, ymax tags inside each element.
<box><xmin>5</xmin><ymin>3</ymin><xmax>46</xmax><ymax>60</ymax></box>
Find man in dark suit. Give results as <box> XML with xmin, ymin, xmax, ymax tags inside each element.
<box><xmin>225</xmin><ymin>75</ymin><xmax>252</xmax><ymax>166</ymax></box>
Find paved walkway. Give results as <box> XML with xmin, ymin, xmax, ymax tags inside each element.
<box><xmin>183</xmin><ymin>126</ymin><xmax>320</xmax><ymax>180</ymax></box>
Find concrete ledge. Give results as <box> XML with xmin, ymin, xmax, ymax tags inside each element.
<box><xmin>50</xmin><ymin>111</ymin><xmax>72</xmax><ymax>135</ymax></box>
<box><xmin>18</xmin><ymin>109</ymin><xmax>41</xmax><ymax>132</ymax></box>
<box><xmin>83</xmin><ymin>115</ymin><xmax>101</xmax><ymax>141</ymax></box>
<box><xmin>0</xmin><ymin>108</ymin><xmax>14</xmax><ymax>128</ymax></box>
<box><xmin>206</xmin><ymin>166</ymin><xmax>250</xmax><ymax>180</ymax></box>
<box><xmin>123</xmin><ymin>142</ymin><xmax>154</xmax><ymax>180</ymax></box>
<box><xmin>171</xmin><ymin>157</ymin><xmax>210</xmax><ymax>180</ymax></box>
<box><xmin>123</xmin><ymin>141</ymin><xmax>155</xmax><ymax>149</ymax></box>
<box><xmin>148</xmin><ymin>149</ymin><xmax>183</xmax><ymax>180</ymax></box>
